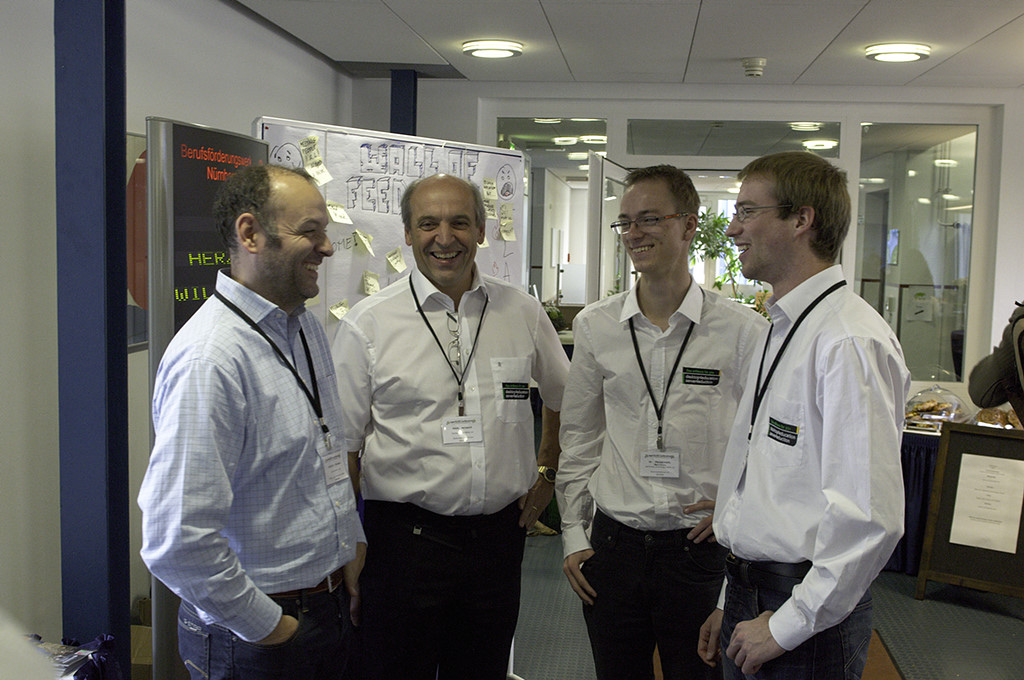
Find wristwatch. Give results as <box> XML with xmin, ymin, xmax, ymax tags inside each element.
<box><xmin>538</xmin><ymin>465</ymin><xmax>557</xmax><ymax>483</ymax></box>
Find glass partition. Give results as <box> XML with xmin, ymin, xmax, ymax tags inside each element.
<box><xmin>855</xmin><ymin>123</ymin><xmax>977</xmax><ymax>381</ymax></box>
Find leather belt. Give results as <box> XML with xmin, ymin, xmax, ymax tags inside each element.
<box><xmin>725</xmin><ymin>552</ymin><xmax>811</xmax><ymax>594</ymax></box>
<box><xmin>268</xmin><ymin>566</ymin><xmax>344</xmax><ymax>600</ymax></box>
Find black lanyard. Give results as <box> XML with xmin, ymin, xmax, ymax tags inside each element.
<box><xmin>629</xmin><ymin>317</ymin><xmax>695</xmax><ymax>451</ymax></box>
<box><xmin>410</xmin><ymin>277</ymin><xmax>488</xmax><ymax>416</ymax></box>
<box><xmin>214</xmin><ymin>291</ymin><xmax>332</xmax><ymax>448</ymax></box>
<box><xmin>749</xmin><ymin>280</ymin><xmax>846</xmax><ymax>440</ymax></box>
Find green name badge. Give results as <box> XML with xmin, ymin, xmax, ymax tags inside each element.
<box><xmin>682</xmin><ymin>367</ymin><xmax>721</xmax><ymax>386</ymax></box>
<box><xmin>767</xmin><ymin>417</ymin><xmax>799</xmax><ymax>446</ymax></box>
<box><xmin>502</xmin><ymin>382</ymin><xmax>530</xmax><ymax>400</ymax></box>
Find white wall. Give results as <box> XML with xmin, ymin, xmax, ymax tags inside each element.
<box><xmin>0</xmin><ymin>0</ymin><xmax>60</xmax><ymax>642</ymax></box>
<box><xmin>0</xmin><ymin>0</ymin><xmax>350</xmax><ymax>641</ymax></box>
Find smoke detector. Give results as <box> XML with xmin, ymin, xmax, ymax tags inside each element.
<box><xmin>742</xmin><ymin>57</ymin><xmax>766</xmax><ymax>77</ymax></box>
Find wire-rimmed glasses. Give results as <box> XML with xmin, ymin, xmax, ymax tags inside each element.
<box><xmin>609</xmin><ymin>213</ymin><xmax>687</xmax><ymax>235</ymax></box>
<box><xmin>731</xmin><ymin>204</ymin><xmax>793</xmax><ymax>223</ymax></box>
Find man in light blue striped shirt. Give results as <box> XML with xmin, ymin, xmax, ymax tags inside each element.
<box><xmin>139</xmin><ymin>165</ymin><xmax>365</xmax><ymax>680</ymax></box>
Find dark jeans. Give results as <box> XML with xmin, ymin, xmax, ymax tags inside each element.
<box><xmin>720</xmin><ymin>579</ymin><xmax>872</xmax><ymax>680</ymax></box>
<box><xmin>177</xmin><ymin>588</ymin><xmax>354</xmax><ymax>680</ymax></box>
<box><xmin>581</xmin><ymin>510</ymin><xmax>726</xmax><ymax>680</ymax></box>
<box><xmin>358</xmin><ymin>500</ymin><xmax>526</xmax><ymax>680</ymax></box>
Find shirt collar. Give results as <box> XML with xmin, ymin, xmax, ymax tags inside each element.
<box><xmin>215</xmin><ymin>269</ymin><xmax>306</xmax><ymax>323</ymax></box>
<box><xmin>766</xmin><ymin>264</ymin><xmax>845</xmax><ymax>324</ymax></box>
<box><xmin>619</xmin><ymin>280</ymin><xmax>704</xmax><ymax>327</ymax></box>
<box><xmin>409</xmin><ymin>266</ymin><xmax>485</xmax><ymax>312</ymax></box>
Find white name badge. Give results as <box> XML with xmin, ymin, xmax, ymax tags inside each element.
<box><xmin>442</xmin><ymin>416</ymin><xmax>484</xmax><ymax>444</ymax></box>
<box><xmin>323</xmin><ymin>447</ymin><xmax>347</xmax><ymax>486</ymax></box>
<box><xmin>641</xmin><ymin>448</ymin><xmax>681</xmax><ymax>478</ymax></box>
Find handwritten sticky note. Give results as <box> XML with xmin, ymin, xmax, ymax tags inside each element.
<box><xmin>299</xmin><ymin>135</ymin><xmax>333</xmax><ymax>186</ymax></box>
<box><xmin>353</xmin><ymin>229</ymin><xmax>375</xmax><ymax>257</ymax></box>
<box><xmin>305</xmin><ymin>159</ymin><xmax>333</xmax><ymax>186</ymax></box>
<box><xmin>329</xmin><ymin>299</ymin><xmax>350</xmax><ymax>320</ymax></box>
<box><xmin>386</xmin><ymin>247</ymin><xmax>407</xmax><ymax>273</ymax></box>
<box><xmin>299</xmin><ymin>135</ymin><xmax>323</xmax><ymax>165</ymax></box>
<box><xmin>484</xmin><ymin>198</ymin><xmax>497</xmax><ymax>220</ymax></box>
<box><xmin>499</xmin><ymin>203</ymin><xmax>516</xmax><ymax>241</ymax></box>
<box><xmin>361</xmin><ymin>271</ymin><xmax>380</xmax><ymax>296</ymax></box>
<box><xmin>327</xmin><ymin>201</ymin><xmax>353</xmax><ymax>224</ymax></box>
<box><xmin>482</xmin><ymin>178</ymin><xmax>498</xmax><ymax>201</ymax></box>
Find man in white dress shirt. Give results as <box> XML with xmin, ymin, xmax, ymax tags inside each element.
<box><xmin>334</xmin><ymin>173</ymin><xmax>568</xmax><ymax>680</ymax></box>
<box><xmin>698</xmin><ymin>151</ymin><xmax>910</xmax><ymax>679</ymax></box>
<box><xmin>556</xmin><ymin>165</ymin><xmax>767</xmax><ymax>680</ymax></box>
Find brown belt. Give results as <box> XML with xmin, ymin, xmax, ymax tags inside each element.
<box><xmin>268</xmin><ymin>566</ymin><xmax>344</xmax><ymax>600</ymax></box>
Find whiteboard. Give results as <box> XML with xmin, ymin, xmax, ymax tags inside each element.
<box><xmin>255</xmin><ymin>116</ymin><xmax>528</xmax><ymax>340</ymax></box>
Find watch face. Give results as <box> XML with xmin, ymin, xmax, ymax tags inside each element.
<box><xmin>540</xmin><ymin>467</ymin><xmax>556</xmax><ymax>483</ymax></box>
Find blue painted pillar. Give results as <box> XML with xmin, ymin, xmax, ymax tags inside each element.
<box><xmin>390</xmin><ymin>68</ymin><xmax>418</xmax><ymax>135</ymax></box>
<box><xmin>54</xmin><ymin>0</ymin><xmax>130</xmax><ymax>673</ymax></box>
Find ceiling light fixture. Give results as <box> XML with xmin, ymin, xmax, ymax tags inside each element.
<box><xmin>934</xmin><ymin>158</ymin><xmax>958</xmax><ymax>167</ymax></box>
<box><xmin>566</xmin><ymin>152</ymin><xmax>588</xmax><ymax>161</ymax></box>
<box><xmin>533</xmin><ymin>118</ymin><xmax>561</xmax><ymax>124</ymax></box>
<box><xmin>790</xmin><ymin>122</ymin><xmax>822</xmax><ymax>132</ymax></box>
<box><xmin>462</xmin><ymin>40</ymin><xmax>523</xmax><ymax>59</ymax></box>
<box><xmin>802</xmin><ymin>139</ymin><xmax>838</xmax><ymax>150</ymax></box>
<box><xmin>552</xmin><ymin>136</ymin><xmax>578</xmax><ymax>145</ymax></box>
<box><xmin>865</xmin><ymin>43</ymin><xmax>930</xmax><ymax>62</ymax></box>
<box><xmin>580</xmin><ymin>134</ymin><xmax>607</xmax><ymax>144</ymax></box>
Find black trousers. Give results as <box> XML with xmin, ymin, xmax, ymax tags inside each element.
<box><xmin>582</xmin><ymin>511</ymin><xmax>726</xmax><ymax>680</ymax></box>
<box><xmin>357</xmin><ymin>500</ymin><xmax>526</xmax><ymax>680</ymax></box>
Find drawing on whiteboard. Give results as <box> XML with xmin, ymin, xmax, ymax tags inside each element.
<box><xmin>270</xmin><ymin>143</ymin><xmax>302</xmax><ymax>168</ymax></box>
<box><xmin>497</xmin><ymin>164</ymin><xmax>516</xmax><ymax>199</ymax></box>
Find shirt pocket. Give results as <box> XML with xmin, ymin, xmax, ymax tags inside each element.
<box><xmin>762</xmin><ymin>395</ymin><xmax>807</xmax><ymax>468</ymax></box>
<box><xmin>491</xmin><ymin>357</ymin><xmax>532</xmax><ymax>423</ymax></box>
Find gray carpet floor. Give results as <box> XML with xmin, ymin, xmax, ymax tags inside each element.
<box><xmin>514</xmin><ymin>535</ymin><xmax>1024</xmax><ymax>680</ymax></box>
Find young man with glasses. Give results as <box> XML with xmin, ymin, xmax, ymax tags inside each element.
<box><xmin>698</xmin><ymin>151</ymin><xmax>910</xmax><ymax>679</ymax></box>
<box><xmin>556</xmin><ymin>165</ymin><xmax>767</xmax><ymax>680</ymax></box>
<box><xmin>333</xmin><ymin>173</ymin><xmax>569</xmax><ymax>680</ymax></box>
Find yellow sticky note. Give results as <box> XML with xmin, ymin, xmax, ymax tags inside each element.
<box><xmin>386</xmin><ymin>247</ymin><xmax>407</xmax><ymax>273</ymax></box>
<box><xmin>305</xmin><ymin>159</ymin><xmax>333</xmax><ymax>186</ymax></box>
<box><xmin>329</xmin><ymin>299</ymin><xmax>350</xmax><ymax>320</ymax></box>
<box><xmin>354</xmin><ymin>229</ymin><xmax>375</xmax><ymax>257</ymax></box>
<box><xmin>482</xmin><ymin>178</ymin><xmax>498</xmax><ymax>201</ymax></box>
<box><xmin>479</xmin><ymin>233</ymin><xmax>490</xmax><ymax>249</ymax></box>
<box><xmin>327</xmin><ymin>201</ymin><xmax>353</xmax><ymax>225</ymax></box>
<box><xmin>299</xmin><ymin>135</ymin><xmax>322</xmax><ymax>165</ymax></box>
<box><xmin>484</xmin><ymin>198</ymin><xmax>497</xmax><ymax>220</ymax></box>
<box><xmin>361</xmin><ymin>271</ymin><xmax>380</xmax><ymax>296</ymax></box>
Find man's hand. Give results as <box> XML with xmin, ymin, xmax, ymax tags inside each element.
<box><xmin>518</xmin><ymin>476</ymin><xmax>555</xmax><ymax>528</ymax></box>
<box><xmin>726</xmin><ymin>610</ymin><xmax>786</xmax><ymax>675</ymax></box>
<box><xmin>562</xmin><ymin>549</ymin><xmax>597</xmax><ymax>605</ymax></box>
<box><xmin>257</xmin><ymin>613</ymin><xmax>299</xmax><ymax>646</ymax></box>
<box><xmin>698</xmin><ymin>608</ymin><xmax>723</xmax><ymax>667</ymax></box>
<box><xmin>683</xmin><ymin>499</ymin><xmax>716</xmax><ymax>543</ymax></box>
<box><xmin>343</xmin><ymin>542</ymin><xmax>367</xmax><ymax>626</ymax></box>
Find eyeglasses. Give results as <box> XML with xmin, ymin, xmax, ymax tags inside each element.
<box><xmin>609</xmin><ymin>213</ymin><xmax>687</xmax><ymax>235</ymax></box>
<box><xmin>731</xmin><ymin>204</ymin><xmax>793</xmax><ymax>223</ymax></box>
<box><xmin>446</xmin><ymin>312</ymin><xmax>461</xmax><ymax>370</ymax></box>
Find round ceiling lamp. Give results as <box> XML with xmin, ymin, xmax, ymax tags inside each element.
<box><xmin>865</xmin><ymin>43</ymin><xmax>930</xmax><ymax>62</ymax></box>
<box><xmin>552</xmin><ymin>136</ymin><xmax>578</xmax><ymax>145</ymax></box>
<box><xmin>462</xmin><ymin>40</ymin><xmax>523</xmax><ymax>59</ymax></box>
<box><xmin>802</xmin><ymin>139</ymin><xmax>838</xmax><ymax>150</ymax></box>
<box><xmin>580</xmin><ymin>134</ymin><xmax>608</xmax><ymax>144</ymax></box>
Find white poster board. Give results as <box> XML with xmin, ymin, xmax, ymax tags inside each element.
<box><xmin>255</xmin><ymin>116</ymin><xmax>528</xmax><ymax>340</ymax></box>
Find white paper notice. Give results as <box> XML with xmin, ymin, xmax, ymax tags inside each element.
<box><xmin>949</xmin><ymin>452</ymin><xmax>1024</xmax><ymax>553</ymax></box>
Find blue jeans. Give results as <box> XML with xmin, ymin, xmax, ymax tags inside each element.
<box><xmin>177</xmin><ymin>588</ymin><xmax>355</xmax><ymax>680</ymax></box>
<box><xmin>581</xmin><ymin>511</ymin><xmax>726</xmax><ymax>680</ymax></box>
<box><xmin>720</xmin><ymin>579</ymin><xmax>872</xmax><ymax>680</ymax></box>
